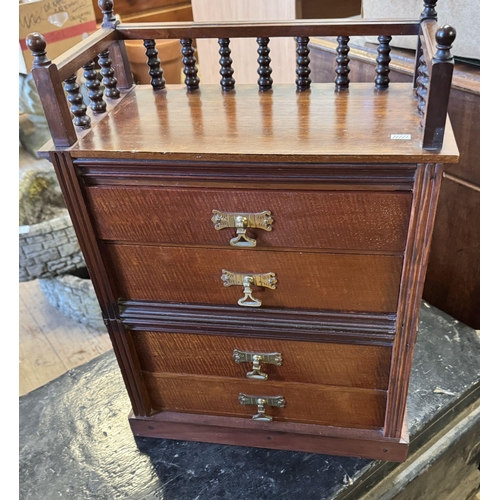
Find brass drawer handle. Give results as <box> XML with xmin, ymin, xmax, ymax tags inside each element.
<box><xmin>212</xmin><ymin>210</ymin><xmax>274</xmax><ymax>247</ymax></box>
<box><xmin>233</xmin><ymin>349</ymin><xmax>283</xmax><ymax>380</ymax></box>
<box><xmin>221</xmin><ymin>270</ymin><xmax>277</xmax><ymax>307</ymax></box>
<box><xmin>238</xmin><ymin>393</ymin><xmax>285</xmax><ymax>422</ymax></box>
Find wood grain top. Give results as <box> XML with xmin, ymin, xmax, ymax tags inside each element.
<box><xmin>70</xmin><ymin>83</ymin><xmax>459</xmax><ymax>163</ymax></box>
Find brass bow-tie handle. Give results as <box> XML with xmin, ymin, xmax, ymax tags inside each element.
<box><xmin>212</xmin><ymin>210</ymin><xmax>274</xmax><ymax>247</ymax></box>
<box><xmin>233</xmin><ymin>349</ymin><xmax>283</xmax><ymax>380</ymax></box>
<box><xmin>238</xmin><ymin>393</ymin><xmax>285</xmax><ymax>421</ymax></box>
<box><xmin>221</xmin><ymin>270</ymin><xmax>277</xmax><ymax>307</ymax></box>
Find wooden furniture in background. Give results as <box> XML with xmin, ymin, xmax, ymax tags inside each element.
<box><xmin>26</xmin><ymin>0</ymin><xmax>458</xmax><ymax>462</ymax></box>
<box><xmin>92</xmin><ymin>0</ymin><xmax>192</xmax><ymax>23</ymax></box>
<box><xmin>93</xmin><ymin>0</ymin><xmax>194</xmax><ymax>84</ymax></box>
<box><xmin>299</xmin><ymin>0</ymin><xmax>362</xmax><ymax>20</ymax></box>
<box><xmin>309</xmin><ymin>38</ymin><xmax>479</xmax><ymax>329</ymax></box>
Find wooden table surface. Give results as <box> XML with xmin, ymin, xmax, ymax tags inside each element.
<box><xmin>19</xmin><ymin>301</ymin><xmax>479</xmax><ymax>500</ymax></box>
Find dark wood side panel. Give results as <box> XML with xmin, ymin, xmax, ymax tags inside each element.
<box><xmin>423</xmin><ymin>178</ymin><xmax>480</xmax><ymax>328</ymax></box>
<box><xmin>142</xmin><ymin>372</ymin><xmax>386</xmax><ymax>429</ymax></box>
<box><xmin>102</xmin><ymin>244</ymin><xmax>404</xmax><ymax>312</ymax></box>
<box><xmin>131</xmin><ymin>331</ymin><xmax>392</xmax><ymax>389</ymax></box>
<box><xmin>83</xmin><ymin>186</ymin><xmax>412</xmax><ymax>252</ymax></box>
<box><xmin>445</xmin><ymin>88</ymin><xmax>479</xmax><ymax>185</ymax></box>
<box><xmin>386</xmin><ymin>163</ymin><xmax>444</xmax><ymax>437</ymax></box>
<box><xmin>49</xmin><ymin>152</ymin><xmax>151</xmax><ymax>417</ymax></box>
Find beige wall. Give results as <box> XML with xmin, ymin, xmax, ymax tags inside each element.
<box><xmin>362</xmin><ymin>0</ymin><xmax>480</xmax><ymax>60</ymax></box>
<box><xmin>191</xmin><ymin>0</ymin><xmax>298</xmax><ymax>85</ymax></box>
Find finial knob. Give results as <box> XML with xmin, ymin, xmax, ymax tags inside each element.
<box><xmin>435</xmin><ymin>25</ymin><xmax>456</xmax><ymax>61</ymax></box>
<box><xmin>98</xmin><ymin>0</ymin><xmax>114</xmax><ymax>11</ymax></box>
<box><xmin>98</xmin><ymin>0</ymin><xmax>117</xmax><ymax>26</ymax></box>
<box><xmin>26</xmin><ymin>32</ymin><xmax>46</xmax><ymax>53</ymax></box>
<box><xmin>421</xmin><ymin>1</ymin><xmax>438</xmax><ymax>20</ymax></box>
<box><xmin>436</xmin><ymin>25</ymin><xmax>456</xmax><ymax>47</ymax></box>
<box><xmin>26</xmin><ymin>33</ymin><xmax>51</xmax><ymax>67</ymax></box>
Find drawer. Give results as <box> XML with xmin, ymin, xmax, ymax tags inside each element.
<box><xmin>132</xmin><ymin>331</ymin><xmax>392</xmax><ymax>390</ymax></box>
<box><xmin>142</xmin><ymin>372</ymin><xmax>387</xmax><ymax>429</ymax></box>
<box><xmin>84</xmin><ymin>186</ymin><xmax>411</xmax><ymax>252</ymax></box>
<box><xmin>103</xmin><ymin>244</ymin><xmax>403</xmax><ymax>312</ymax></box>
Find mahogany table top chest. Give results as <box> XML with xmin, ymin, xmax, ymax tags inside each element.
<box><xmin>27</xmin><ymin>0</ymin><xmax>459</xmax><ymax>462</ymax></box>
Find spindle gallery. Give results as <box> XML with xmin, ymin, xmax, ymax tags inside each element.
<box><xmin>26</xmin><ymin>0</ymin><xmax>458</xmax><ymax>461</ymax></box>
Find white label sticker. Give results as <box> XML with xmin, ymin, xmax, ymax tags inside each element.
<box><xmin>19</xmin><ymin>225</ymin><xmax>30</xmax><ymax>234</ymax></box>
<box><xmin>391</xmin><ymin>134</ymin><xmax>412</xmax><ymax>140</ymax></box>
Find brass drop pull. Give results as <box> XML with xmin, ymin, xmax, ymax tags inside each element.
<box><xmin>238</xmin><ymin>393</ymin><xmax>285</xmax><ymax>422</ymax></box>
<box><xmin>240</xmin><ymin>275</ymin><xmax>259</xmax><ymax>307</ymax></box>
<box><xmin>212</xmin><ymin>210</ymin><xmax>274</xmax><ymax>247</ymax></box>
<box><xmin>221</xmin><ymin>270</ymin><xmax>277</xmax><ymax>308</ymax></box>
<box><xmin>233</xmin><ymin>349</ymin><xmax>283</xmax><ymax>380</ymax></box>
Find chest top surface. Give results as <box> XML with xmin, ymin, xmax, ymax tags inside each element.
<box><xmin>67</xmin><ymin>83</ymin><xmax>458</xmax><ymax>164</ymax></box>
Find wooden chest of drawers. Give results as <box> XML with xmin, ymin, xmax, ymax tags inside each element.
<box><xmin>28</xmin><ymin>0</ymin><xmax>459</xmax><ymax>462</ymax></box>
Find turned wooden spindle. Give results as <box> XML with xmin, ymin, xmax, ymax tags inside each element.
<box><xmin>82</xmin><ymin>60</ymin><xmax>107</xmax><ymax>113</ymax></box>
<box><xmin>257</xmin><ymin>37</ymin><xmax>273</xmax><ymax>91</ymax></box>
<box><xmin>375</xmin><ymin>35</ymin><xmax>392</xmax><ymax>90</ymax></box>
<box><xmin>413</xmin><ymin>2</ymin><xmax>438</xmax><ymax>89</ymax></box>
<box><xmin>416</xmin><ymin>54</ymin><xmax>429</xmax><ymax>122</ymax></box>
<box><xmin>218</xmin><ymin>38</ymin><xmax>235</xmax><ymax>91</ymax></box>
<box><xmin>335</xmin><ymin>36</ymin><xmax>350</xmax><ymax>91</ymax></box>
<box><xmin>64</xmin><ymin>74</ymin><xmax>91</xmax><ymax>128</ymax></box>
<box><xmin>420</xmin><ymin>0</ymin><xmax>438</xmax><ymax>20</ymax></box>
<box><xmin>180</xmin><ymin>39</ymin><xmax>200</xmax><ymax>91</ymax></box>
<box><xmin>98</xmin><ymin>0</ymin><xmax>135</xmax><ymax>90</ymax></box>
<box><xmin>295</xmin><ymin>37</ymin><xmax>311</xmax><ymax>92</ymax></box>
<box><xmin>422</xmin><ymin>25</ymin><xmax>456</xmax><ymax>150</ymax></box>
<box><xmin>98</xmin><ymin>0</ymin><xmax>118</xmax><ymax>27</ymax></box>
<box><xmin>144</xmin><ymin>39</ymin><xmax>166</xmax><ymax>90</ymax></box>
<box><xmin>98</xmin><ymin>49</ymin><xmax>120</xmax><ymax>98</ymax></box>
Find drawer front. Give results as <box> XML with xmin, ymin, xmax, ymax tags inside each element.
<box><xmin>142</xmin><ymin>372</ymin><xmax>386</xmax><ymax>429</ymax></box>
<box><xmin>104</xmin><ymin>244</ymin><xmax>403</xmax><ymax>312</ymax></box>
<box><xmin>132</xmin><ymin>331</ymin><xmax>392</xmax><ymax>390</ymax></box>
<box><xmin>85</xmin><ymin>186</ymin><xmax>411</xmax><ymax>252</ymax></box>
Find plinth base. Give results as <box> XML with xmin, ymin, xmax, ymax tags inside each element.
<box><xmin>129</xmin><ymin>410</ymin><xmax>409</xmax><ymax>462</ymax></box>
